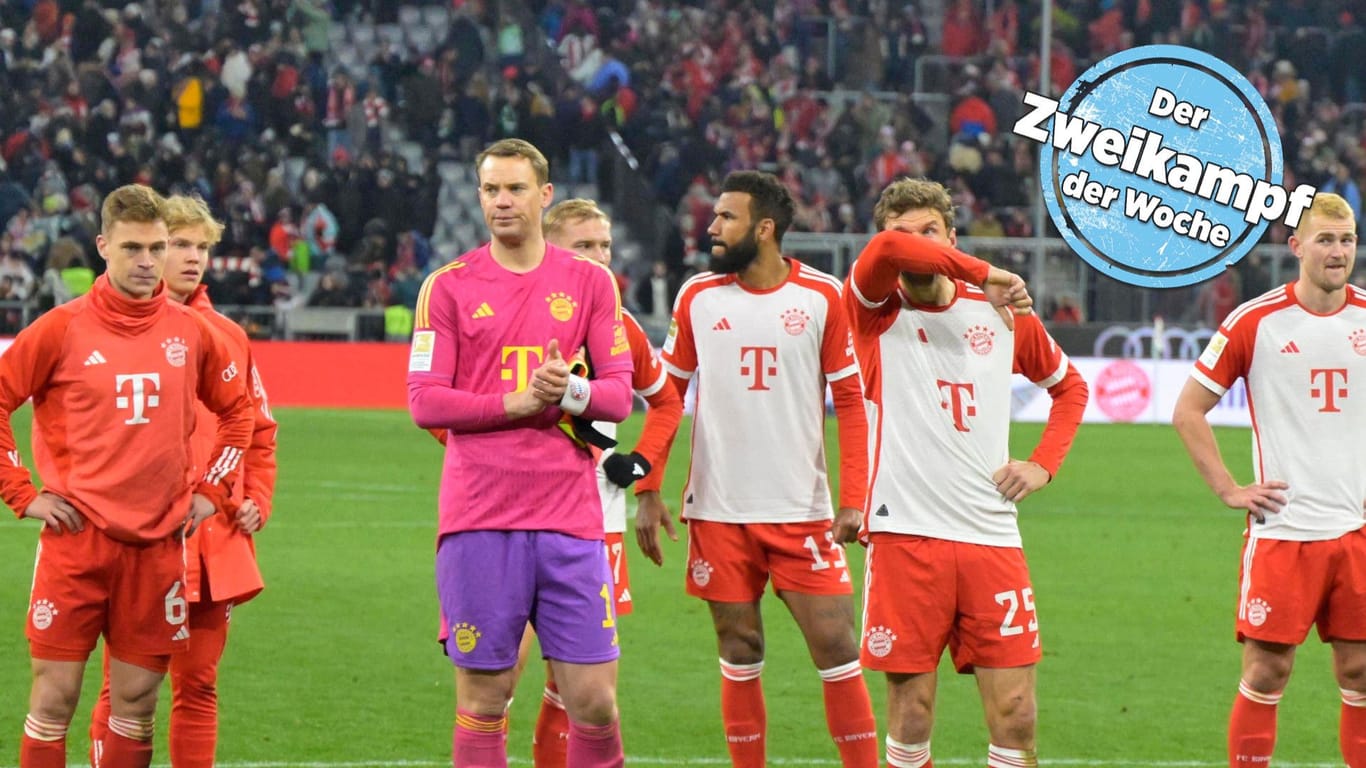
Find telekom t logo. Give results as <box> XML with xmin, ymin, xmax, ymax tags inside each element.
<box><xmin>115</xmin><ymin>373</ymin><xmax>161</xmax><ymax>425</ymax></box>
<box><xmin>937</xmin><ymin>379</ymin><xmax>976</xmax><ymax>432</ymax></box>
<box><xmin>740</xmin><ymin>346</ymin><xmax>778</xmax><ymax>391</ymax></box>
<box><xmin>1310</xmin><ymin>368</ymin><xmax>1348</xmax><ymax>413</ymax></box>
<box><xmin>500</xmin><ymin>346</ymin><xmax>543</xmax><ymax>392</ymax></box>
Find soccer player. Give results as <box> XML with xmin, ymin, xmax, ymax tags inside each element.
<box><xmin>1172</xmin><ymin>191</ymin><xmax>1366</xmax><ymax>767</ymax></box>
<box><xmin>0</xmin><ymin>184</ymin><xmax>254</xmax><ymax>768</ymax></box>
<box><xmin>847</xmin><ymin>178</ymin><xmax>1087</xmax><ymax>768</ymax></box>
<box><xmin>660</xmin><ymin>170</ymin><xmax>878</xmax><ymax>768</ymax></box>
<box><xmin>512</xmin><ymin>198</ymin><xmax>683</xmax><ymax>767</ymax></box>
<box><xmin>88</xmin><ymin>194</ymin><xmax>278</xmax><ymax>767</ymax></box>
<box><xmin>407</xmin><ymin>139</ymin><xmax>633</xmax><ymax>768</ymax></box>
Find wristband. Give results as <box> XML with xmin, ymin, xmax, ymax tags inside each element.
<box><xmin>559</xmin><ymin>374</ymin><xmax>591</xmax><ymax>416</ymax></box>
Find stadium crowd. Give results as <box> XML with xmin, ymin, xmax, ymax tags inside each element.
<box><xmin>1</xmin><ymin>0</ymin><xmax>1366</xmax><ymax>331</ymax></box>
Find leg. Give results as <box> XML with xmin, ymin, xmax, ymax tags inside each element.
<box><xmin>103</xmin><ymin>656</ymin><xmax>169</xmax><ymax>768</ymax></box>
<box><xmin>1230</xmin><ymin>639</ymin><xmax>1296</xmax><ymax>767</ymax></box>
<box><xmin>169</xmin><ymin>600</ymin><xmax>232</xmax><ymax>768</ymax></box>
<box><xmin>546</xmin><ymin>660</ymin><xmax>622</xmax><ymax>768</ymax></box>
<box><xmin>1334</xmin><ymin>640</ymin><xmax>1366</xmax><ymax>767</ymax></box>
<box><xmin>455</xmin><ymin>666</ymin><xmax>518</xmax><ymax>768</ymax></box>
<box><xmin>780</xmin><ymin>590</ymin><xmax>877</xmax><ymax>767</ymax></box>
<box><xmin>710</xmin><ymin>600</ymin><xmax>767</xmax><ymax>768</ymax></box>
<box><xmin>24</xmin><ymin>658</ymin><xmax>86</xmax><ymax>768</ymax></box>
<box><xmin>531</xmin><ymin>621</ymin><xmax>570</xmax><ymax>768</ymax></box>
<box><xmin>975</xmin><ymin>665</ymin><xmax>1038</xmax><ymax>766</ymax></box>
<box><xmin>885</xmin><ymin>672</ymin><xmax>937</xmax><ymax>766</ymax></box>
<box><xmin>89</xmin><ymin>649</ymin><xmax>112</xmax><ymax>767</ymax></box>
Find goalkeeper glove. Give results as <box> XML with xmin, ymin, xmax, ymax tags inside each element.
<box><xmin>602</xmin><ymin>451</ymin><xmax>651</xmax><ymax>488</ymax></box>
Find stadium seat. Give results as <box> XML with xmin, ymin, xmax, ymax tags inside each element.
<box><xmin>407</xmin><ymin>26</ymin><xmax>435</xmax><ymax>54</ymax></box>
<box><xmin>398</xmin><ymin>6</ymin><xmax>421</xmax><ymax>27</ymax></box>
<box><xmin>350</xmin><ymin>24</ymin><xmax>375</xmax><ymax>47</ymax></box>
<box><xmin>284</xmin><ymin>307</ymin><xmax>362</xmax><ymax>341</ymax></box>
<box><xmin>377</xmin><ymin>24</ymin><xmax>404</xmax><ymax>47</ymax></box>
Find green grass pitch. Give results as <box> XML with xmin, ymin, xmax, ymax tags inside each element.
<box><xmin>0</xmin><ymin>408</ymin><xmax>1344</xmax><ymax>765</ymax></box>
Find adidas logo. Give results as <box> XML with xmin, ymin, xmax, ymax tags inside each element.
<box><xmin>1280</xmin><ymin>341</ymin><xmax>1300</xmax><ymax>354</ymax></box>
<box><xmin>712</xmin><ymin>317</ymin><xmax>732</xmax><ymax>331</ymax></box>
<box><xmin>471</xmin><ymin>302</ymin><xmax>495</xmax><ymax>319</ymax></box>
<box><xmin>172</xmin><ymin>625</ymin><xmax>190</xmax><ymax>642</ymax></box>
<box><xmin>632</xmin><ymin>464</ymin><xmax>646</xmax><ymax>477</ymax></box>
<box><xmin>84</xmin><ymin>350</ymin><xmax>107</xmax><ymax>366</ymax></box>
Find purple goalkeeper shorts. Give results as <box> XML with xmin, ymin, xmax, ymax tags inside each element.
<box><xmin>436</xmin><ymin>530</ymin><xmax>620</xmax><ymax>669</ymax></box>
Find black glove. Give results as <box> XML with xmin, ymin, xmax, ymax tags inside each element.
<box><xmin>602</xmin><ymin>451</ymin><xmax>651</xmax><ymax>488</ymax></box>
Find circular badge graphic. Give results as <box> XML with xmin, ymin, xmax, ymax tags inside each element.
<box><xmin>1093</xmin><ymin>359</ymin><xmax>1152</xmax><ymax>422</ymax></box>
<box><xmin>1038</xmin><ymin>45</ymin><xmax>1292</xmax><ymax>288</ymax></box>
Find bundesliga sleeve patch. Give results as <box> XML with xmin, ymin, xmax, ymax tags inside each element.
<box><xmin>1198</xmin><ymin>331</ymin><xmax>1228</xmax><ymax>370</ymax></box>
<box><xmin>409</xmin><ymin>331</ymin><xmax>436</xmax><ymax>372</ymax></box>
<box><xmin>662</xmin><ymin>318</ymin><xmax>679</xmax><ymax>354</ymax></box>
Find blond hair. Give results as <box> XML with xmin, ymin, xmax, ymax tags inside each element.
<box><xmin>163</xmin><ymin>194</ymin><xmax>225</xmax><ymax>245</ymax></box>
<box><xmin>100</xmin><ymin>184</ymin><xmax>166</xmax><ymax>235</ymax></box>
<box><xmin>544</xmin><ymin>198</ymin><xmax>609</xmax><ymax>237</ymax></box>
<box><xmin>873</xmin><ymin>178</ymin><xmax>956</xmax><ymax>232</ymax></box>
<box><xmin>1295</xmin><ymin>192</ymin><xmax>1356</xmax><ymax>237</ymax></box>
<box><xmin>476</xmin><ymin>138</ymin><xmax>551</xmax><ymax>186</ymax></box>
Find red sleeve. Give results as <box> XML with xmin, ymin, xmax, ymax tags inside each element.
<box><xmin>830</xmin><ymin>374</ymin><xmax>868</xmax><ymax>511</ymax></box>
<box><xmin>848</xmin><ymin>230</ymin><xmax>992</xmax><ymax>307</ymax></box>
<box><xmin>625</xmin><ymin>313</ymin><xmax>682</xmax><ymax>493</ymax></box>
<box><xmin>242</xmin><ymin>350</ymin><xmax>278</xmax><ymax>521</ymax></box>
<box><xmin>1193</xmin><ymin>318</ymin><xmax>1255</xmax><ymax>394</ymax></box>
<box><xmin>819</xmin><ymin>282</ymin><xmax>859</xmax><ymax>379</ymax></box>
<box><xmin>1013</xmin><ymin>314</ymin><xmax>1088</xmax><ymax>478</ymax></box>
<box><xmin>192</xmin><ymin>313</ymin><xmax>256</xmax><ymax>510</ymax></box>
<box><xmin>660</xmin><ymin>282</ymin><xmax>698</xmax><ymax>379</ymax></box>
<box><xmin>0</xmin><ymin>312</ymin><xmax>68</xmax><ymax>517</ymax></box>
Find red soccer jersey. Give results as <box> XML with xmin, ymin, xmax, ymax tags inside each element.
<box><xmin>183</xmin><ymin>285</ymin><xmax>278</xmax><ymax>602</ymax></box>
<box><xmin>0</xmin><ymin>276</ymin><xmax>254</xmax><ymax>542</ymax></box>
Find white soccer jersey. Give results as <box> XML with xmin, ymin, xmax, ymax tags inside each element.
<box><xmin>1192</xmin><ymin>283</ymin><xmax>1366</xmax><ymax>542</ymax></box>
<box><xmin>595</xmin><ymin>311</ymin><xmax>670</xmax><ymax>534</ymax></box>
<box><xmin>850</xmin><ymin>280</ymin><xmax>1071</xmax><ymax>547</ymax></box>
<box><xmin>662</xmin><ymin>260</ymin><xmax>859</xmax><ymax>523</ymax></box>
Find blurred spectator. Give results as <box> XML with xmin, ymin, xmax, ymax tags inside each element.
<box><xmin>301</xmin><ymin>199</ymin><xmax>338</xmax><ymax>271</ymax></box>
<box><xmin>1050</xmin><ymin>294</ymin><xmax>1084</xmax><ymax>324</ymax></box>
<box><xmin>1320</xmin><ymin>161</ymin><xmax>1362</xmax><ymax>222</ymax></box>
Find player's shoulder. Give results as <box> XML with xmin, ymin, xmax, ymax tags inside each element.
<box><xmin>676</xmin><ymin>270</ymin><xmax>732</xmax><ymax>305</ymax></box>
<box><xmin>1347</xmin><ymin>284</ymin><xmax>1366</xmax><ymax>310</ymax></box>
<box><xmin>1222</xmin><ymin>284</ymin><xmax>1293</xmax><ymax>332</ymax></box>
<box><xmin>787</xmin><ymin>260</ymin><xmax>844</xmax><ymax>301</ymax></box>
<box><xmin>18</xmin><ymin>297</ymin><xmax>82</xmax><ymax>343</ymax></box>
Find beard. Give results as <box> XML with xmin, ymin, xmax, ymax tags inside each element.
<box><xmin>708</xmin><ymin>228</ymin><xmax>760</xmax><ymax>274</ymax></box>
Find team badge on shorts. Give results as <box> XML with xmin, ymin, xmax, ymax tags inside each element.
<box><xmin>864</xmin><ymin>625</ymin><xmax>897</xmax><ymax>658</ymax></box>
<box><xmin>162</xmin><ymin>337</ymin><xmax>189</xmax><ymax>367</ymax></box>
<box><xmin>451</xmin><ymin>622</ymin><xmax>482</xmax><ymax>653</ymax></box>
<box><xmin>690</xmin><ymin>558</ymin><xmax>714</xmax><ymax>588</ymax></box>
<box><xmin>30</xmin><ymin>599</ymin><xmax>58</xmax><ymax>631</ymax></box>
<box><xmin>1245</xmin><ymin>598</ymin><xmax>1271</xmax><ymax>627</ymax></box>
<box><xmin>963</xmin><ymin>325</ymin><xmax>995</xmax><ymax>356</ymax></box>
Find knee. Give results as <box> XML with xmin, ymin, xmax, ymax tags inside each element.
<box><xmin>561</xmin><ymin>685</ymin><xmax>618</xmax><ymax>726</ymax></box>
<box><xmin>985</xmin><ymin>684</ymin><xmax>1036</xmax><ymax>747</ymax></box>
<box><xmin>809</xmin><ymin>629</ymin><xmax>861</xmax><ymax>670</ymax></box>
<box><xmin>172</xmin><ymin>667</ymin><xmax>219</xmax><ymax>712</ymax></box>
<box><xmin>29</xmin><ymin>675</ymin><xmax>80</xmax><ymax>724</ymax></box>
<box><xmin>1335</xmin><ymin>654</ymin><xmax>1366</xmax><ymax>691</ymax></box>
<box><xmin>717</xmin><ymin>628</ymin><xmax>764</xmax><ymax>665</ymax></box>
<box><xmin>1243</xmin><ymin>653</ymin><xmax>1294</xmax><ymax>692</ymax></box>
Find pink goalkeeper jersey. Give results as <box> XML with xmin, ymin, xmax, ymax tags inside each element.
<box><xmin>407</xmin><ymin>243</ymin><xmax>633</xmax><ymax>540</ymax></box>
<box><xmin>1192</xmin><ymin>282</ymin><xmax>1366</xmax><ymax>542</ymax></box>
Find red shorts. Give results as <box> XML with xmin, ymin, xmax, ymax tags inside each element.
<box><xmin>28</xmin><ymin>525</ymin><xmax>188</xmax><ymax>672</ymax></box>
<box><xmin>605</xmin><ymin>532</ymin><xmax>632</xmax><ymax>617</ymax></box>
<box><xmin>685</xmin><ymin>519</ymin><xmax>853</xmax><ymax>602</ymax></box>
<box><xmin>1236</xmin><ymin>528</ymin><xmax>1366</xmax><ymax>644</ymax></box>
<box><xmin>861</xmin><ymin>534</ymin><xmax>1040</xmax><ymax>674</ymax></box>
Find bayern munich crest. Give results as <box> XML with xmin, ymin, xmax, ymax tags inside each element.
<box><xmin>1245</xmin><ymin>598</ymin><xmax>1270</xmax><ymax>627</ymax></box>
<box><xmin>963</xmin><ymin>325</ymin><xmax>995</xmax><ymax>356</ymax></box>
<box><xmin>162</xmin><ymin>336</ymin><xmax>188</xmax><ymax>367</ymax></box>
<box><xmin>864</xmin><ymin>625</ymin><xmax>897</xmax><ymax>658</ymax></box>
<box><xmin>690</xmin><ymin>558</ymin><xmax>714</xmax><ymax>588</ymax></box>
<box><xmin>780</xmin><ymin>308</ymin><xmax>810</xmax><ymax>336</ymax></box>
<box><xmin>451</xmin><ymin>621</ymin><xmax>481</xmax><ymax>653</ymax></box>
<box><xmin>31</xmin><ymin>599</ymin><xmax>57</xmax><ymax>631</ymax></box>
<box><xmin>1351</xmin><ymin>329</ymin><xmax>1366</xmax><ymax>356</ymax></box>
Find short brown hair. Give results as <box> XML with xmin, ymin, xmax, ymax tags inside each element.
<box><xmin>720</xmin><ymin>170</ymin><xmax>795</xmax><ymax>243</ymax></box>
<box><xmin>100</xmin><ymin>184</ymin><xmax>166</xmax><ymax>235</ymax></box>
<box><xmin>1295</xmin><ymin>191</ymin><xmax>1356</xmax><ymax>237</ymax></box>
<box><xmin>163</xmin><ymin>194</ymin><xmax>225</xmax><ymax>245</ymax></box>
<box><xmin>873</xmin><ymin>178</ymin><xmax>955</xmax><ymax>232</ymax></box>
<box><xmin>476</xmin><ymin>138</ymin><xmax>551</xmax><ymax>186</ymax></box>
<box><xmin>544</xmin><ymin>198</ymin><xmax>609</xmax><ymax>237</ymax></box>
